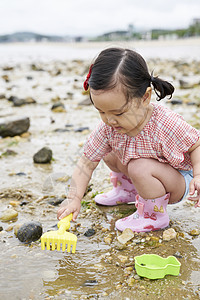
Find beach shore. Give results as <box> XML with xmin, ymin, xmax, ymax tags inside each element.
<box><xmin>1</xmin><ymin>37</ymin><xmax>200</xmax><ymax>63</ymax></box>
<box><xmin>0</xmin><ymin>47</ymin><xmax>200</xmax><ymax>299</ymax></box>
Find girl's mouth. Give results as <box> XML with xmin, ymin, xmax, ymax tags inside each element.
<box><xmin>114</xmin><ymin>126</ymin><xmax>123</xmax><ymax>130</ymax></box>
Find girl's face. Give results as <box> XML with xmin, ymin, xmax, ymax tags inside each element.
<box><xmin>90</xmin><ymin>85</ymin><xmax>152</xmax><ymax>136</ymax></box>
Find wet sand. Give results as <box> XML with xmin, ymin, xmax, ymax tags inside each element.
<box><xmin>0</xmin><ymin>44</ymin><xmax>200</xmax><ymax>299</ymax></box>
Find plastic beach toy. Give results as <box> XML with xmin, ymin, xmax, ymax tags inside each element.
<box><xmin>41</xmin><ymin>213</ymin><xmax>77</xmax><ymax>253</ymax></box>
<box><xmin>134</xmin><ymin>254</ymin><xmax>181</xmax><ymax>279</ymax></box>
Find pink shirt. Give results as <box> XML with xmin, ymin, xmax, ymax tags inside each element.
<box><xmin>84</xmin><ymin>103</ymin><xmax>200</xmax><ymax>170</ymax></box>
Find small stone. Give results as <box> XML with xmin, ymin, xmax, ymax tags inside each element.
<box><xmin>9</xmin><ymin>200</ymin><xmax>20</xmax><ymax>207</ymax></box>
<box><xmin>101</xmin><ymin>227</ymin><xmax>109</xmax><ymax>233</ymax></box>
<box><xmin>150</xmin><ymin>236</ymin><xmax>159</xmax><ymax>242</ymax></box>
<box><xmin>104</xmin><ymin>236</ymin><xmax>112</xmax><ymax>245</ymax></box>
<box><xmin>127</xmin><ymin>276</ymin><xmax>135</xmax><ymax>287</ymax></box>
<box><xmin>5</xmin><ymin>225</ymin><xmax>13</xmax><ymax>232</ymax></box>
<box><xmin>189</xmin><ymin>229</ymin><xmax>200</xmax><ymax>236</ymax></box>
<box><xmin>93</xmin><ymin>263</ymin><xmax>104</xmax><ymax>271</ymax></box>
<box><xmin>102</xmin><ymin>292</ymin><xmax>108</xmax><ymax>297</ymax></box>
<box><xmin>163</xmin><ymin>228</ymin><xmax>177</xmax><ymax>241</ymax></box>
<box><xmin>115</xmin><ymin>283</ymin><xmax>122</xmax><ymax>290</ymax></box>
<box><xmin>170</xmin><ymin>99</ymin><xmax>183</xmax><ymax>105</ymax></box>
<box><xmin>48</xmin><ymin>197</ymin><xmax>65</xmax><ymax>206</ymax></box>
<box><xmin>84</xmin><ymin>228</ymin><xmax>95</xmax><ymax>237</ymax></box>
<box><xmin>51</xmin><ymin>102</ymin><xmax>66</xmax><ymax>112</ymax></box>
<box><xmin>74</xmin><ymin>126</ymin><xmax>89</xmax><ymax>132</ymax></box>
<box><xmin>113</xmin><ymin>240</ymin><xmax>127</xmax><ymax>250</ymax></box>
<box><xmin>0</xmin><ymin>208</ymin><xmax>18</xmax><ymax>222</ymax></box>
<box><xmin>174</xmin><ymin>251</ymin><xmax>183</xmax><ymax>259</ymax></box>
<box><xmin>117</xmin><ymin>228</ymin><xmax>134</xmax><ymax>244</ymax></box>
<box><xmin>124</xmin><ymin>267</ymin><xmax>133</xmax><ymax>275</ymax></box>
<box><xmin>83</xmin><ymin>280</ymin><xmax>98</xmax><ymax>286</ymax></box>
<box><xmin>118</xmin><ymin>255</ymin><xmax>128</xmax><ymax>264</ymax></box>
<box><xmin>0</xmin><ymin>149</ymin><xmax>17</xmax><ymax>157</ymax></box>
<box><xmin>33</xmin><ymin>147</ymin><xmax>52</xmax><ymax>164</ymax></box>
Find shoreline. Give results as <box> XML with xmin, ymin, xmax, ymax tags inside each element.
<box><xmin>0</xmin><ymin>36</ymin><xmax>200</xmax><ymax>63</ymax></box>
<box><xmin>1</xmin><ymin>36</ymin><xmax>200</xmax><ymax>48</ymax></box>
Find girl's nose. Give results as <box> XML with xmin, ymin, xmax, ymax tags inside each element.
<box><xmin>107</xmin><ymin>116</ymin><xmax>117</xmax><ymax>125</ymax></box>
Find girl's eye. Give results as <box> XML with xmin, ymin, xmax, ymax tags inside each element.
<box><xmin>115</xmin><ymin>112</ymin><xmax>124</xmax><ymax>116</ymax></box>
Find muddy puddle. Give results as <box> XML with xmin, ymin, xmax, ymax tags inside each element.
<box><xmin>0</xmin><ymin>55</ymin><xmax>200</xmax><ymax>299</ymax></box>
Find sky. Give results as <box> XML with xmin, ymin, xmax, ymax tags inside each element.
<box><xmin>0</xmin><ymin>0</ymin><xmax>200</xmax><ymax>37</ymax></box>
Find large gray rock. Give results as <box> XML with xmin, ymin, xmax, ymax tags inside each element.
<box><xmin>0</xmin><ymin>117</ymin><xmax>30</xmax><ymax>137</ymax></box>
<box><xmin>17</xmin><ymin>221</ymin><xmax>43</xmax><ymax>243</ymax></box>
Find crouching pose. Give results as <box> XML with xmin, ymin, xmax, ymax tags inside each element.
<box><xmin>58</xmin><ymin>48</ymin><xmax>200</xmax><ymax>232</ymax></box>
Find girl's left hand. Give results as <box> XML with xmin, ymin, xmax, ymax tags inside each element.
<box><xmin>188</xmin><ymin>176</ymin><xmax>200</xmax><ymax>208</ymax></box>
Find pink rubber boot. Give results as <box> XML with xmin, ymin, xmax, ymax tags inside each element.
<box><xmin>115</xmin><ymin>193</ymin><xmax>170</xmax><ymax>232</ymax></box>
<box><xmin>95</xmin><ymin>172</ymin><xmax>137</xmax><ymax>206</ymax></box>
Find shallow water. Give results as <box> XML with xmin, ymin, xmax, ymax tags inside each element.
<box><xmin>0</xmin><ymin>44</ymin><xmax>200</xmax><ymax>299</ymax></box>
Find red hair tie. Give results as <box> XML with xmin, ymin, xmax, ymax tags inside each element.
<box><xmin>83</xmin><ymin>64</ymin><xmax>93</xmax><ymax>91</ymax></box>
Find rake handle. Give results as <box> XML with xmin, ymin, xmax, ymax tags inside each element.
<box><xmin>57</xmin><ymin>213</ymin><xmax>73</xmax><ymax>234</ymax></box>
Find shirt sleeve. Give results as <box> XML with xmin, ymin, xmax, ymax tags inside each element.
<box><xmin>83</xmin><ymin>121</ymin><xmax>112</xmax><ymax>162</ymax></box>
<box><xmin>159</xmin><ymin>112</ymin><xmax>200</xmax><ymax>167</ymax></box>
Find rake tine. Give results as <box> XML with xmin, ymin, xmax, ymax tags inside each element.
<box><xmin>52</xmin><ymin>241</ymin><xmax>56</xmax><ymax>251</ymax></box>
<box><xmin>62</xmin><ymin>242</ymin><xmax>66</xmax><ymax>252</ymax></box>
<box><xmin>67</xmin><ymin>242</ymin><xmax>71</xmax><ymax>253</ymax></box>
<box><xmin>57</xmin><ymin>242</ymin><xmax>61</xmax><ymax>251</ymax></box>
<box><xmin>46</xmin><ymin>241</ymin><xmax>50</xmax><ymax>250</ymax></box>
<box><xmin>72</xmin><ymin>242</ymin><xmax>76</xmax><ymax>254</ymax></box>
<box><xmin>41</xmin><ymin>239</ymin><xmax>45</xmax><ymax>250</ymax></box>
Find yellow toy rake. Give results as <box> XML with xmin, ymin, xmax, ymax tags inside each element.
<box><xmin>41</xmin><ymin>213</ymin><xmax>77</xmax><ymax>253</ymax></box>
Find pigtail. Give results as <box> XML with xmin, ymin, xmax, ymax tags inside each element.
<box><xmin>151</xmin><ymin>75</ymin><xmax>174</xmax><ymax>101</ymax></box>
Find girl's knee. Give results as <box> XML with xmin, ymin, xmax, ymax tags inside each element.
<box><xmin>127</xmin><ymin>158</ymin><xmax>151</xmax><ymax>180</ymax></box>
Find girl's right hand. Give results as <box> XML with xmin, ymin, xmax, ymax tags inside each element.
<box><xmin>57</xmin><ymin>197</ymin><xmax>81</xmax><ymax>221</ymax></box>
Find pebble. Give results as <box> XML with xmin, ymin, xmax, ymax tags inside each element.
<box><xmin>48</xmin><ymin>197</ymin><xmax>65</xmax><ymax>206</ymax></box>
<box><xmin>51</xmin><ymin>102</ymin><xmax>66</xmax><ymax>112</ymax></box>
<box><xmin>163</xmin><ymin>228</ymin><xmax>177</xmax><ymax>241</ymax></box>
<box><xmin>33</xmin><ymin>147</ymin><xmax>52</xmax><ymax>163</ymax></box>
<box><xmin>104</xmin><ymin>234</ymin><xmax>113</xmax><ymax>245</ymax></box>
<box><xmin>84</xmin><ymin>228</ymin><xmax>96</xmax><ymax>237</ymax></box>
<box><xmin>83</xmin><ymin>280</ymin><xmax>98</xmax><ymax>286</ymax></box>
<box><xmin>124</xmin><ymin>266</ymin><xmax>133</xmax><ymax>275</ymax></box>
<box><xmin>115</xmin><ymin>283</ymin><xmax>122</xmax><ymax>290</ymax></box>
<box><xmin>93</xmin><ymin>263</ymin><xmax>104</xmax><ymax>271</ymax></box>
<box><xmin>127</xmin><ymin>276</ymin><xmax>135</xmax><ymax>287</ymax></box>
<box><xmin>74</xmin><ymin>126</ymin><xmax>89</xmax><ymax>132</ymax></box>
<box><xmin>113</xmin><ymin>240</ymin><xmax>127</xmax><ymax>250</ymax></box>
<box><xmin>118</xmin><ymin>255</ymin><xmax>128</xmax><ymax>264</ymax></box>
<box><xmin>9</xmin><ymin>200</ymin><xmax>20</xmax><ymax>206</ymax></box>
<box><xmin>0</xmin><ymin>208</ymin><xmax>18</xmax><ymax>221</ymax></box>
<box><xmin>117</xmin><ymin>228</ymin><xmax>134</xmax><ymax>244</ymax></box>
<box><xmin>189</xmin><ymin>229</ymin><xmax>200</xmax><ymax>236</ymax></box>
<box><xmin>5</xmin><ymin>225</ymin><xmax>13</xmax><ymax>232</ymax></box>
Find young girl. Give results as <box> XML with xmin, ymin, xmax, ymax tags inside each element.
<box><xmin>58</xmin><ymin>48</ymin><xmax>200</xmax><ymax>232</ymax></box>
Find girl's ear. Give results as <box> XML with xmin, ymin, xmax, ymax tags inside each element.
<box><xmin>142</xmin><ymin>87</ymin><xmax>152</xmax><ymax>106</ymax></box>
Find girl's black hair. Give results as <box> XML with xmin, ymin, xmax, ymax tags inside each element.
<box><xmin>88</xmin><ymin>48</ymin><xmax>174</xmax><ymax>101</ymax></box>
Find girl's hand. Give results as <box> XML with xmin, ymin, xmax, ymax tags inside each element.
<box><xmin>188</xmin><ymin>175</ymin><xmax>200</xmax><ymax>208</ymax></box>
<box><xmin>57</xmin><ymin>197</ymin><xmax>81</xmax><ymax>221</ymax></box>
